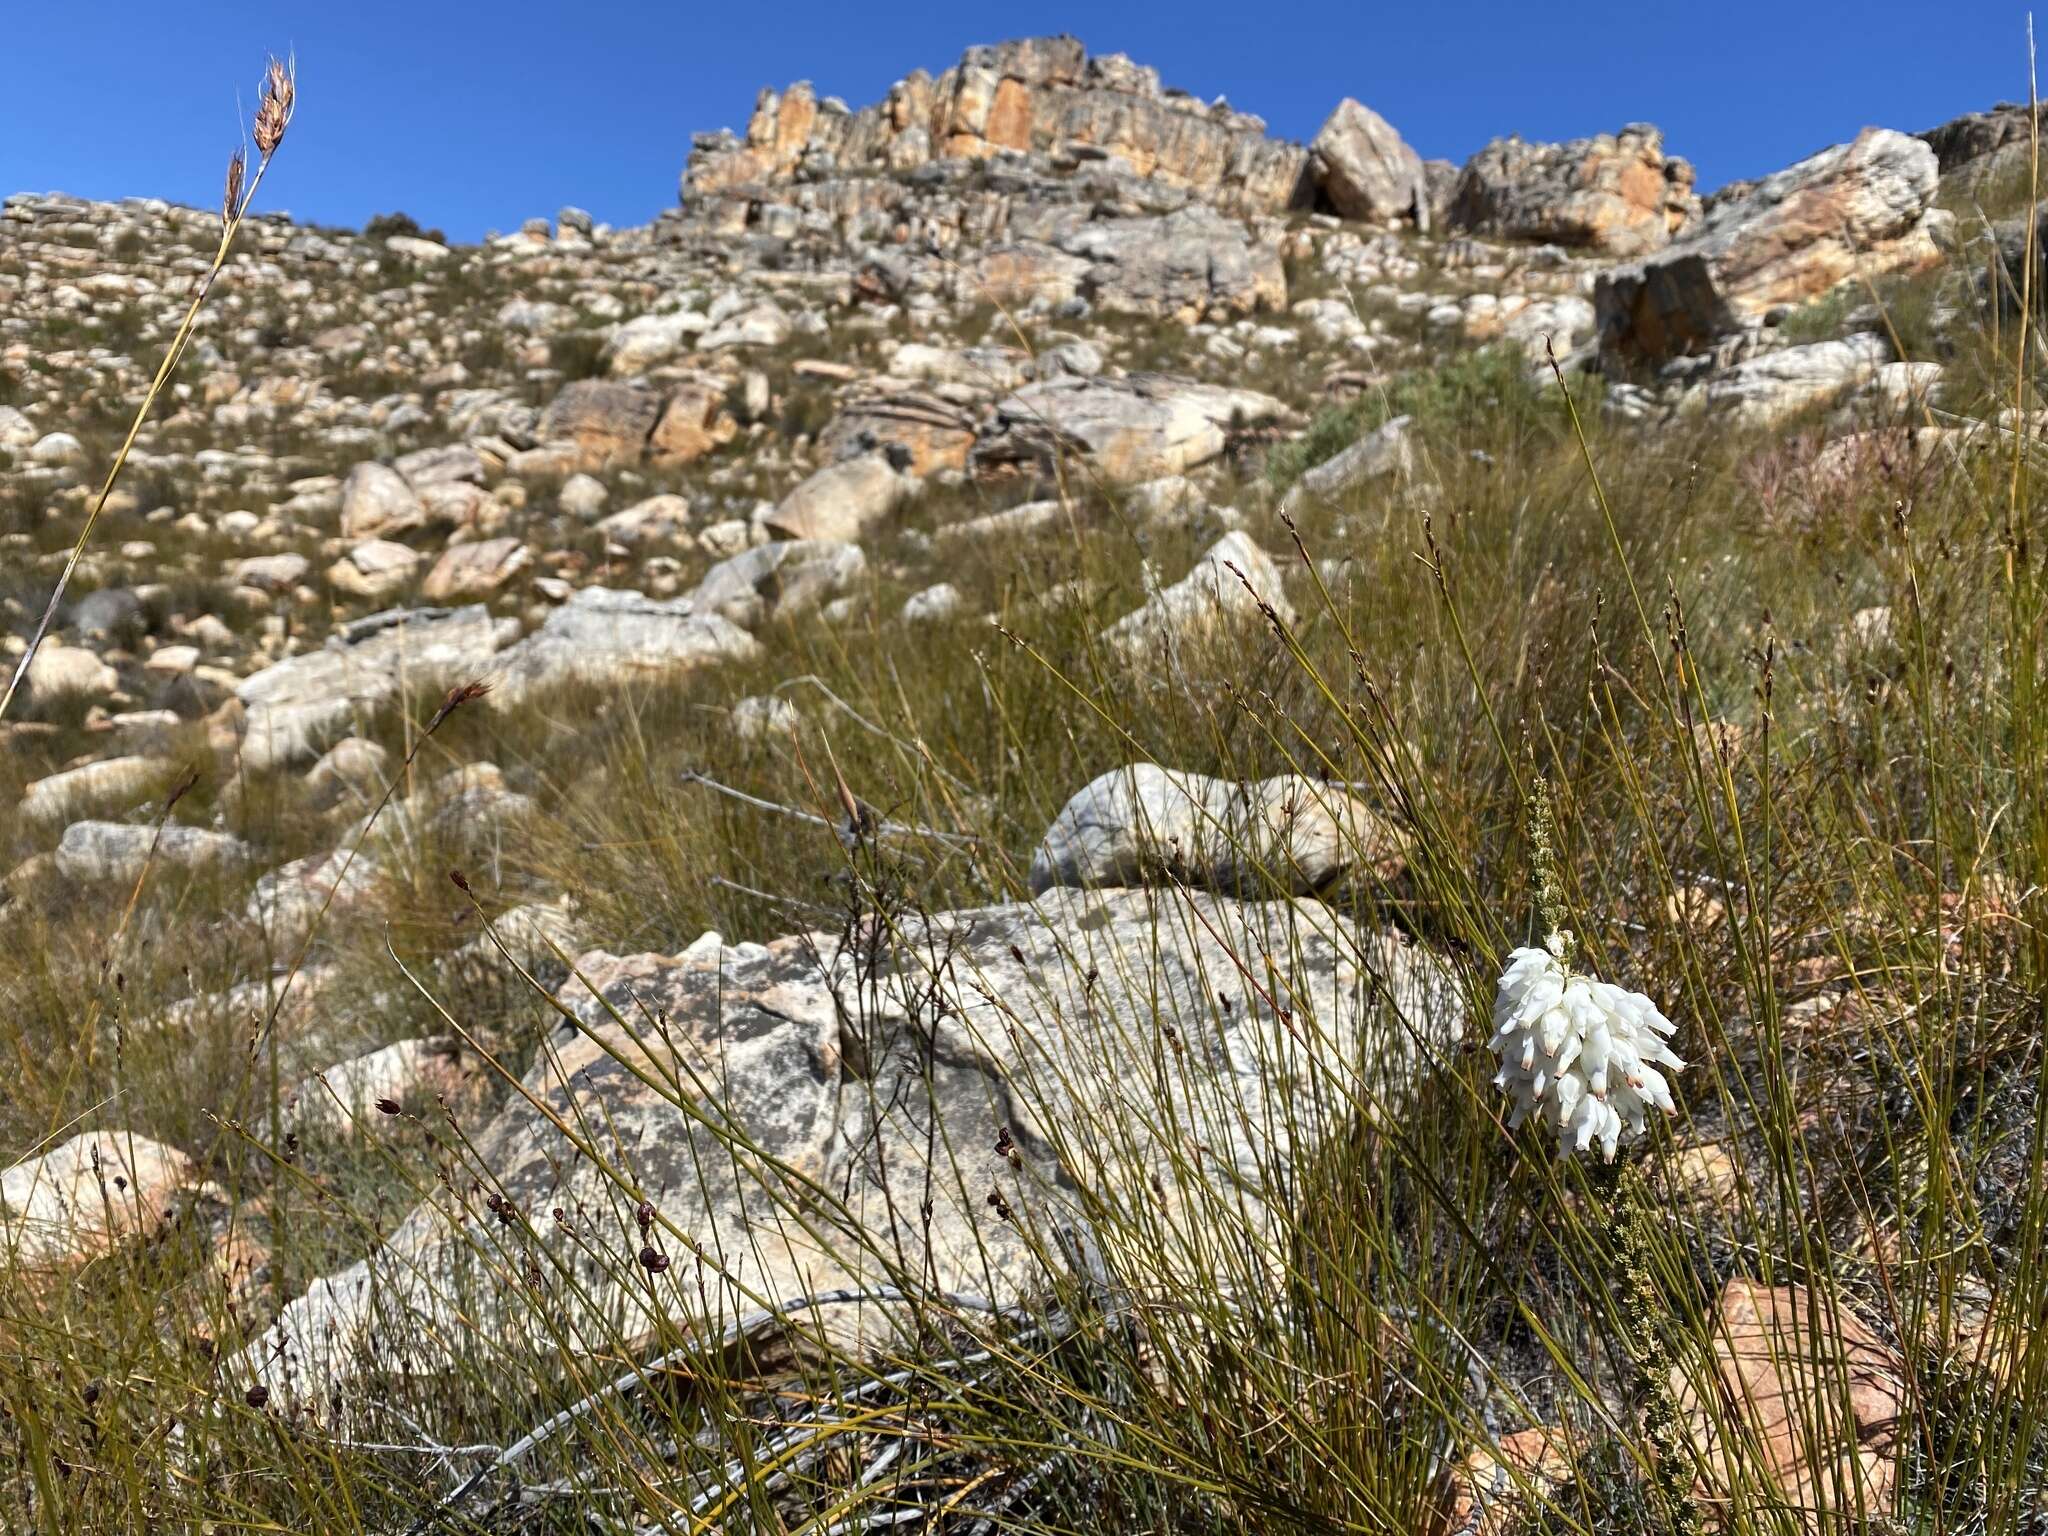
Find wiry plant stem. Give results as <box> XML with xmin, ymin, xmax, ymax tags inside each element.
<box><xmin>0</xmin><ymin>55</ymin><xmax>294</xmax><ymax>723</ymax></box>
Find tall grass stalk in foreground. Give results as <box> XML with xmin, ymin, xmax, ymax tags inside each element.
<box><xmin>0</xmin><ymin>54</ymin><xmax>294</xmax><ymax>722</ymax></box>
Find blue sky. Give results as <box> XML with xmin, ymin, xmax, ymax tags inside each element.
<box><xmin>1</xmin><ymin>2</ymin><xmax>2036</xmax><ymax>241</ymax></box>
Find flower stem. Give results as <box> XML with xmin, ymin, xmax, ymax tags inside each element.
<box><xmin>1607</xmin><ymin>1160</ymin><xmax>1701</xmax><ymax>1536</ymax></box>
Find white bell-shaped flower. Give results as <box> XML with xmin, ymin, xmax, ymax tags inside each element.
<box><xmin>1489</xmin><ymin>934</ymin><xmax>1684</xmax><ymax>1161</ymax></box>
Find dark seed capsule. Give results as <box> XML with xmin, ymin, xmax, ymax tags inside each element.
<box><xmin>375</xmin><ymin>1098</ymin><xmax>401</xmax><ymax>1116</ymax></box>
<box><xmin>639</xmin><ymin>1246</ymin><xmax>670</xmax><ymax>1273</ymax></box>
<box><xmin>245</xmin><ymin>1384</ymin><xmax>270</xmax><ymax>1409</ymax></box>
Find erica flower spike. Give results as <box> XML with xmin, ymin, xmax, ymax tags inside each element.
<box><xmin>1489</xmin><ymin>933</ymin><xmax>1684</xmax><ymax>1161</ymax></box>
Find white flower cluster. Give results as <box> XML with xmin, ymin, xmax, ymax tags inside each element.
<box><xmin>1489</xmin><ymin>935</ymin><xmax>1684</xmax><ymax>1161</ymax></box>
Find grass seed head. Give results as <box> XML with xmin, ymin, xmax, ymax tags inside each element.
<box><xmin>253</xmin><ymin>55</ymin><xmax>295</xmax><ymax>157</ymax></box>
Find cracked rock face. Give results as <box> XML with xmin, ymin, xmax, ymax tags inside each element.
<box><xmin>1447</xmin><ymin>124</ymin><xmax>1699</xmax><ymax>257</ymax></box>
<box><xmin>239</xmin><ymin>887</ymin><xmax>1458</xmax><ymax>1400</ymax></box>
<box><xmin>1595</xmin><ymin>128</ymin><xmax>1943</xmax><ymax>363</ymax></box>
<box><xmin>685</xmin><ymin>37</ymin><xmax>1313</xmax><ymax>218</ymax></box>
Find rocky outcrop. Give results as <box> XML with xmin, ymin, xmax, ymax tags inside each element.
<box><xmin>239</xmin><ymin>886</ymin><xmax>1458</xmax><ymax>1400</ymax></box>
<box><xmin>1596</xmin><ymin>128</ymin><xmax>1943</xmax><ymax>362</ymax></box>
<box><xmin>684</xmin><ymin>37</ymin><xmax>1312</xmax><ymax>217</ymax></box>
<box><xmin>1447</xmin><ymin>124</ymin><xmax>1698</xmax><ymax>256</ymax></box>
<box><xmin>1057</xmin><ymin>204</ymin><xmax>1286</xmax><ymax>319</ymax></box>
<box><xmin>1920</xmin><ymin>101</ymin><xmax>2046</xmax><ymax>174</ymax></box>
<box><xmin>1311</xmin><ymin>99</ymin><xmax>1428</xmax><ymax>225</ymax></box>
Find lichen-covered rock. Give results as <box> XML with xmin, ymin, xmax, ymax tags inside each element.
<box><xmin>690</xmin><ymin>539</ymin><xmax>868</xmax><ymax>627</ymax></box>
<box><xmin>238</xmin><ymin>886</ymin><xmax>1457</xmax><ymax>1401</ymax></box>
<box><xmin>1596</xmin><ymin>128</ymin><xmax>1942</xmax><ymax>362</ymax></box>
<box><xmin>21</xmin><ymin>755</ymin><xmax>177</xmax><ymax>827</ymax></box>
<box><xmin>339</xmin><ymin>461</ymin><xmax>425</xmax><ymax>540</ymax></box>
<box><xmin>1692</xmin><ymin>334</ymin><xmax>1892</xmax><ymax>428</ymax></box>
<box><xmin>1279</xmin><ymin>414</ymin><xmax>1415</xmax><ymax>513</ymax></box>
<box><xmin>55</xmin><ymin>821</ymin><xmax>253</xmax><ymax>884</ymax></box>
<box><xmin>536</xmin><ymin>380</ymin><xmax>665</xmax><ymax>469</ymax></box>
<box><xmin>684</xmin><ymin>37</ymin><xmax>1311</xmax><ymax>216</ymax></box>
<box><xmin>419</xmin><ymin>536</ymin><xmax>533</xmax><ymax>601</ymax></box>
<box><xmin>1448</xmin><ymin>124</ymin><xmax>1698</xmax><ymax>256</ymax></box>
<box><xmin>817</xmin><ymin>391</ymin><xmax>978</xmax><ymax>475</ymax></box>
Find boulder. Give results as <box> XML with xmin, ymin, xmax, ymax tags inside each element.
<box><xmin>1</xmin><ymin>1132</ymin><xmax>196</xmax><ymax>1270</ymax></box>
<box><xmin>486</xmin><ymin>589</ymin><xmax>759</xmax><ymax>707</ymax></box>
<box><xmin>1448</xmin><ymin>125</ymin><xmax>1698</xmax><ymax>256</ymax></box>
<box><xmin>235</xmin><ymin>606</ymin><xmax>518</xmax><ymax>772</ymax></box>
<box><xmin>691</xmin><ymin>540</ymin><xmax>868</xmax><ymax>627</ymax></box>
<box><xmin>305</xmin><ymin>737</ymin><xmax>391</xmax><ymax>808</ymax></box>
<box><xmin>1030</xmin><ymin>764</ymin><xmax>1404</xmax><ymax>895</ymax></box>
<box><xmin>1694</xmin><ymin>334</ymin><xmax>1892</xmax><ymax>428</ymax></box>
<box><xmin>1676</xmin><ymin>1279</ymin><xmax>1906</xmax><ymax>1529</ymax></box>
<box><xmin>649</xmin><ymin>382</ymin><xmax>738</xmax><ymax>464</ymax></box>
<box><xmin>536</xmin><ymin>380</ymin><xmax>664</xmax><ymax>469</ymax></box>
<box><xmin>976</xmin><ymin>374</ymin><xmax>1294</xmax><ymax>484</ymax></box>
<box><xmin>247</xmin><ymin>849</ymin><xmax>383</xmax><ymax>948</ymax></box>
<box><xmin>233</xmin><ymin>553</ymin><xmax>311</xmax><ymax>594</ymax></box>
<box><xmin>325</xmin><ymin>539</ymin><xmax>420</xmax><ymax>601</ymax></box>
<box><xmin>603</xmin><ymin>311</ymin><xmax>705</xmax><ymax>375</ymax></box>
<box><xmin>339</xmin><ymin>461</ymin><xmax>425</xmax><ymax>540</ymax></box>
<box><xmin>21</xmin><ymin>755</ymin><xmax>177</xmax><ymax>827</ymax></box>
<box><xmin>817</xmin><ymin>392</ymin><xmax>978</xmax><ymax>475</ymax></box>
<box><xmin>697</xmin><ymin>301</ymin><xmax>791</xmax><ymax>352</ymax></box>
<box><xmin>25</xmin><ymin>641</ymin><xmax>118</xmax><ymax>701</ymax></box>
<box><xmin>55</xmin><ymin>821</ymin><xmax>253</xmax><ymax>885</ymax></box>
<box><xmin>392</xmin><ymin>443</ymin><xmax>486</xmax><ymax>487</ymax></box>
<box><xmin>901</xmin><ymin>582</ymin><xmax>962</xmax><ymax>624</ymax></box>
<box><xmin>1596</xmin><ymin>128</ymin><xmax>1942</xmax><ymax>362</ymax></box>
<box><xmin>286</xmin><ymin>1038</ymin><xmax>473</xmax><ymax>1136</ymax></box>
<box><xmin>239</xmin><ymin>885</ymin><xmax>1456</xmax><ymax>1401</ymax></box>
<box><xmin>0</xmin><ymin>404</ymin><xmax>36</xmax><ymax>450</ymax></box>
<box><xmin>1100</xmin><ymin>530</ymin><xmax>1294</xmax><ymax>654</ymax></box>
<box><xmin>761</xmin><ymin>452</ymin><xmax>921</xmax><ymax>541</ymax></box>
<box><xmin>419</xmin><ymin>537</ymin><xmax>533</xmax><ymax>601</ymax></box>
<box><xmin>1311</xmin><ymin>99</ymin><xmax>1428</xmax><ymax>225</ymax></box>
<box><xmin>595</xmin><ymin>494</ymin><xmax>694</xmax><ymax>548</ymax></box>
<box><xmin>1279</xmin><ymin>414</ymin><xmax>1416</xmax><ymax>513</ymax></box>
